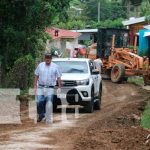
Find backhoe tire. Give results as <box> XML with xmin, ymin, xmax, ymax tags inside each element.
<box><xmin>111</xmin><ymin>64</ymin><xmax>125</xmax><ymax>83</ymax></box>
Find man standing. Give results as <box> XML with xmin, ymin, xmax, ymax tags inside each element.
<box><xmin>94</xmin><ymin>57</ymin><xmax>103</xmax><ymax>73</ymax></box>
<box><xmin>34</xmin><ymin>51</ymin><xmax>61</xmax><ymax>124</ymax></box>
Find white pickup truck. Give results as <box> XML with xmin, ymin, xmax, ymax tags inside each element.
<box><xmin>53</xmin><ymin>58</ymin><xmax>102</xmax><ymax>113</ymax></box>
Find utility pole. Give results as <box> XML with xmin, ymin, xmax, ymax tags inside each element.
<box><xmin>98</xmin><ymin>1</ymin><xmax>100</xmax><ymax>22</ymax></box>
<box><xmin>127</xmin><ymin>0</ymin><xmax>130</xmax><ymax>18</ymax></box>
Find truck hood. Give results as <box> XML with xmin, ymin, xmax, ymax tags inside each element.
<box><xmin>61</xmin><ymin>73</ymin><xmax>89</xmax><ymax>81</ymax></box>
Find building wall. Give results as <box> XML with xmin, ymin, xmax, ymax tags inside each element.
<box><xmin>129</xmin><ymin>22</ymin><xmax>148</xmax><ymax>45</ymax></box>
<box><xmin>46</xmin><ymin>39</ymin><xmax>61</xmax><ymax>50</ymax></box>
<box><xmin>66</xmin><ymin>38</ymin><xmax>78</xmax><ymax>57</ymax></box>
<box><xmin>78</xmin><ymin>32</ymin><xmax>96</xmax><ymax>43</ymax></box>
<box><xmin>46</xmin><ymin>38</ymin><xmax>79</xmax><ymax>57</ymax></box>
<box><xmin>138</xmin><ymin>30</ymin><xmax>150</xmax><ymax>59</ymax></box>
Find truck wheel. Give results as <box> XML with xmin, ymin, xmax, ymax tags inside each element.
<box><xmin>94</xmin><ymin>84</ymin><xmax>102</xmax><ymax>110</ymax></box>
<box><xmin>53</xmin><ymin>103</ymin><xmax>57</xmax><ymax>112</ymax></box>
<box><xmin>53</xmin><ymin>97</ymin><xmax>57</xmax><ymax>112</ymax></box>
<box><xmin>111</xmin><ymin>64</ymin><xmax>125</xmax><ymax>83</ymax></box>
<box><xmin>84</xmin><ymin>88</ymin><xmax>94</xmax><ymax>113</ymax></box>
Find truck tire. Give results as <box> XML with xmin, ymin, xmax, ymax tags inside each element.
<box><xmin>94</xmin><ymin>83</ymin><xmax>102</xmax><ymax>110</ymax></box>
<box><xmin>84</xmin><ymin>88</ymin><xmax>94</xmax><ymax>113</ymax></box>
<box><xmin>53</xmin><ymin>102</ymin><xmax>57</xmax><ymax>112</ymax></box>
<box><xmin>111</xmin><ymin>64</ymin><xmax>125</xmax><ymax>83</ymax></box>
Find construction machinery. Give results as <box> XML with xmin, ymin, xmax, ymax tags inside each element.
<box><xmin>88</xmin><ymin>28</ymin><xmax>150</xmax><ymax>85</ymax></box>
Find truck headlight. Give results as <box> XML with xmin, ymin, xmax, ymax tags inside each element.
<box><xmin>76</xmin><ymin>79</ymin><xmax>89</xmax><ymax>85</ymax></box>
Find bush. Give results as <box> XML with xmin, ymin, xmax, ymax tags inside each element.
<box><xmin>6</xmin><ymin>54</ymin><xmax>35</xmax><ymax>91</ymax></box>
<box><xmin>90</xmin><ymin>18</ymin><xmax>124</xmax><ymax>29</ymax></box>
<box><xmin>56</xmin><ymin>20</ymin><xmax>86</xmax><ymax>30</ymax></box>
<box><xmin>141</xmin><ymin>101</ymin><xmax>150</xmax><ymax>129</ymax></box>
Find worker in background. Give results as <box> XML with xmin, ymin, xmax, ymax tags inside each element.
<box><xmin>123</xmin><ymin>33</ymin><xmax>128</xmax><ymax>48</ymax></box>
<box><xmin>94</xmin><ymin>57</ymin><xmax>103</xmax><ymax>73</ymax></box>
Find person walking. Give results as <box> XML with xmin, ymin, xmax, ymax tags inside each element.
<box><xmin>94</xmin><ymin>57</ymin><xmax>103</xmax><ymax>73</ymax></box>
<box><xmin>34</xmin><ymin>51</ymin><xmax>61</xmax><ymax>124</ymax></box>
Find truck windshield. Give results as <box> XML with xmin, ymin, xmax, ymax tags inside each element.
<box><xmin>53</xmin><ymin>61</ymin><xmax>88</xmax><ymax>73</ymax></box>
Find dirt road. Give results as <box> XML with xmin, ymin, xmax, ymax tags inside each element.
<box><xmin>0</xmin><ymin>81</ymin><xmax>150</xmax><ymax>150</ymax></box>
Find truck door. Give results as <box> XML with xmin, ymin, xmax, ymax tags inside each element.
<box><xmin>89</xmin><ymin>61</ymin><xmax>99</xmax><ymax>96</ymax></box>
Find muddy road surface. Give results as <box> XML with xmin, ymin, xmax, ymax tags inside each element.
<box><xmin>0</xmin><ymin>81</ymin><xmax>150</xmax><ymax>150</ymax></box>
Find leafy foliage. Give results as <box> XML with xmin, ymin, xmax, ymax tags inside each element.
<box><xmin>90</xmin><ymin>18</ymin><xmax>124</xmax><ymax>28</ymax></box>
<box><xmin>140</xmin><ymin>0</ymin><xmax>150</xmax><ymax>16</ymax></box>
<box><xmin>0</xmin><ymin>0</ymin><xmax>71</xmax><ymax>88</ymax></box>
<box><xmin>83</xmin><ymin>0</ymin><xmax>127</xmax><ymax>22</ymax></box>
<box><xmin>6</xmin><ymin>54</ymin><xmax>35</xmax><ymax>90</ymax></box>
<box><xmin>141</xmin><ymin>101</ymin><xmax>150</xmax><ymax>129</ymax></box>
<box><xmin>56</xmin><ymin>20</ymin><xmax>86</xmax><ymax>30</ymax></box>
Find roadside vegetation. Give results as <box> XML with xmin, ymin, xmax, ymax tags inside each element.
<box><xmin>141</xmin><ymin>101</ymin><xmax>150</xmax><ymax>129</ymax></box>
<box><xmin>1</xmin><ymin>0</ymin><xmax>71</xmax><ymax>91</ymax></box>
<box><xmin>127</xmin><ymin>76</ymin><xmax>144</xmax><ymax>85</ymax></box>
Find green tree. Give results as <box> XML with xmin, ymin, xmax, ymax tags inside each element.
<box><xmin>90</xmin><ymin>18</ymin><xmax>124</xmax><ymax>28</ymax></box>
<box><xmin>56</xmin><ymin>20</ymin><xmax>86</xmax><ymax>30</ymax></box>
<box><xmin>0</xmin><ymin>0</ymin><xmax>71</xmax><ymax>88</ymax></box>
<box><xmin>121</xmin><ymin>0</ymin><xmax>144</xmax><ymax>17</ymax></box>
<box><xmin>140</xmin><ymin>0</ymin><xmax>150</xmax><ymax>16</ymax></box>
<box><xmin>53</xmin><ymin>0</ymin><xmax>87</xmax><ymax>29</ymax></box>
<box><xmin>83</xmin><ymin>0</ymin><xmax>127</xmax><ymax>22</ymax></box>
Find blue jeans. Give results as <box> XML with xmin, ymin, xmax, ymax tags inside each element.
<box><xmin>36</xmin><ymin>87</ymin><xmax>54</xmax><ymax>122</ymax></box>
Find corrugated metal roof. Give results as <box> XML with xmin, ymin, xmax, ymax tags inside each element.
<box><xmin>144</xmin><ymin>25</ymin><xmax>150</xmax><ymax>30</ymax></box>
<box><xmin>144</xmin><ymin>31</ymin><xmax>150</xmax><ymax>37</ymax></box>
<box><xmin>71</xmin><ymin>29</ymin><xmax>98</xmax><ymax>33</ymax></box>
<box><xmin>122</xmin><ymin>16</ymin><xmax>146</xmax><ymax>26</ymax></box>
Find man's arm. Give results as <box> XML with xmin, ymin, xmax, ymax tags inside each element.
<box><xmin>34</xmin><ymin>75</ymin><xmax>39</xmax><ymax>95</ymax></box>
<box><xmin>57</xmin><ymin>77</ymin><xmax>61</xmax><ymax>89</ymax></box>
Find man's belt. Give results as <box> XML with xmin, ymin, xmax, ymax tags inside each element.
<box><xmin>38</xmin><ymin>84</ymin><xmax>54</xmax><ymax>88</ymax></box>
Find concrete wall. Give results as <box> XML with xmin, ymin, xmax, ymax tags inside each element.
<box><xmin>46</xmin><ymin>38</ymin><xmax>79</xmax><ymax>57</ymax></box>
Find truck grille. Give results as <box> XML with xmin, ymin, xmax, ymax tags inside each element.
<box><xmin>62</xmin><ymin>80</ymin><xmax>77</xmax><ymax>87</ymax></box>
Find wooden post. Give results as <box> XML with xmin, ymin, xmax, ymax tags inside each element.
<box><xmin>134</xmin><ymin>36</ymin><xmax>137</xmax><ymax>54</ymax></box>
<box><xmin>112</xmin><ymin>35</ymin><xmax>115</xmax><ymax>50</ymax></box>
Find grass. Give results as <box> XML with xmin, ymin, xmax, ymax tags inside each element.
<box><xmin>127</xmin><ymin>76</ymin><xmax>144</xmax><ymax>85</ymax></box>
<box><xmin>128</xmin><ymin>76</ymin><xmax>150</xmax><ymax>129</ymax></box>
<box><xmin>141</xmin><ymin>101</ymin><xmax>150</xmax><ymax>129</ymax></box>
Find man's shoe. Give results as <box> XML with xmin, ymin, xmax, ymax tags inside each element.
<box><xmin>37</xmin><ymin>117</ymin><xmax>46</xmax><ymax>122</ymax></box>
<box><xmin>46</xmin><ymin>120</ymin><xmax>53</xmax><ymax>124</ymax></box>
<box><xmin>37</xmin><ymin>117</ymin><xmax>42</xmax><ymax>122</ymax></box>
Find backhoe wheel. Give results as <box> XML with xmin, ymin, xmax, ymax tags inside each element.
<box><xmin>143</xmin><ymin>75</ymin><xmax>150</xmax><ymax>85</ymax></box>
<box><xmin>111</xmin><ymin>64</ymin><xmax>125</xmax><ymax>83</ymax></box>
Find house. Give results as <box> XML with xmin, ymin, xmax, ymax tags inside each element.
<box><xmin>138</xmin><ymin>29</ymin><xmax>150</xmax><ymax>61</ymax></box>
<box><xmin>123</xmin><ymin>17</ymin><xmax>150</xmax><ymax>60</ymax></box>
<box><xmin>144</xmin><ymin>25</ymin><xmax>150</xmax><ymax>30</ymax></box>
<box><xmin>122</xmin><ymin>16</ymin><xmax>149</xmax><ymax>45</ymax></box>
<box><xmin>71</xmin><ymin>29</ymin><xmax>98</xmax><ymax>44</ymax></box>
<box><xmin>46</xmin><ymin>28</ymin><xmax>81</xmax><ymax>57</ymax></box>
